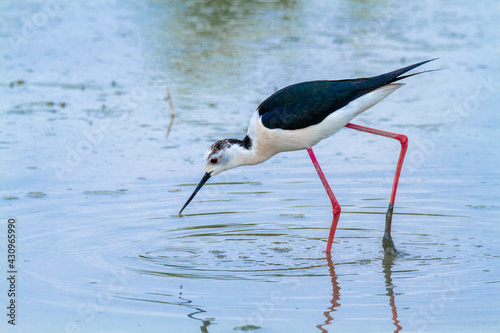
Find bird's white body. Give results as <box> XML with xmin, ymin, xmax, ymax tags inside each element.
<box><xmin>222</xmin><ymin>83</ymin><xmax>404</xmax><ymax>172</ymax></box>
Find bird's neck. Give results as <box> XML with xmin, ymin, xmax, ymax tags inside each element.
<box><xmin>237</xmin><ymin>111</ymin><xmax>279</xmax><ymax>166</ymax></box>
<box><xmin>228</xmin><ymin>133</ymin><xmax>274</xmax><ymax>168</ymax></box>
<box><xmin>224</xmin><ymin>111</ymin><xmax>278</xmax><ymax>169</ymax></box>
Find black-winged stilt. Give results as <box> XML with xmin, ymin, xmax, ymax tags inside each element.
<box><xmin>179</xmin><ymin>59</ymin><xmax>436</xmax><ymax>253</ymax></box>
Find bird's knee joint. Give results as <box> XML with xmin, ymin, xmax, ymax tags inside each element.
<box><xmin>398</xmin><ymin>134</ymin><xmax>408</xmax><ymax>147</ymax></box>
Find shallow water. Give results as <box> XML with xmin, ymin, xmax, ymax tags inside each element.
<box><xmin>1</xmin><ymin>0</ymin><xmax>499</xmax><ymax>332</ymax></box>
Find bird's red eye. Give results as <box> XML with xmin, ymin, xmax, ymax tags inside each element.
<box><xmin>210</xmin><ymin>158</ymin><xmax>218</xmax><ymax>164</ymax></box>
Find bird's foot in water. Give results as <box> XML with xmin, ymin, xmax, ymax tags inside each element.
<box><xmin>383</xmin><ymin>203</ymin><xmax>397</xmax><ymax>254</ymax></box>
<box><xmin>383</xmin><ymin>232</ymin><xmax>397</xmax><ymax>254</ymax></box>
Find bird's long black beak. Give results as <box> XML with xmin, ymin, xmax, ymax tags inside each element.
<box><xmin>179</xmin><ymin>172</ymin><xmax>211</xmax><ymax>215</ymax></box>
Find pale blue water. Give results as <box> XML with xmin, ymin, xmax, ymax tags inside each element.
<box><xmin>1</xmin><ymin>1</ymin><xmax>499</xmax><ymax>332</ymax></box>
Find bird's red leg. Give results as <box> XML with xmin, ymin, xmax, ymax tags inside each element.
<box><xmin>345</xmin><ymin>123</ymin><xmax>408</xmax><ymax>253</ymax></box>
<box><xmin>307</xmin><ymin>147</ymin><xmax>341</xmax><ymax>253</ymax></box>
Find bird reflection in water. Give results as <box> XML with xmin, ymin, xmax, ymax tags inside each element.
<box><xmin>317</xmin><ymin>253</ymin><xmax>402</xmax><ymax>332</ymax></box>
<box><xmin>316</xmin><ymin>253</ymin><xmax>341</xmax><ymax>332</ymax></box>
<box><xmin>383</xmin><ymin>253</ymin><xmax>402</xmax><ymax>333</ymax></box>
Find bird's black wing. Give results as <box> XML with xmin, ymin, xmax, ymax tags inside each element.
<box><xmin>258</xmin><ymin>59</ymin><xmax>435</xmax><ymax>130</ymax></box>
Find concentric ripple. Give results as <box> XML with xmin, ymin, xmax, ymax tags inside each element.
<box><xmin>31</xmin><ymin>208</ymin><xmax>491</xmax><ymax>286</ymax></box>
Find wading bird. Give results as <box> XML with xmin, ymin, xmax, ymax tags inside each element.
<box><xmin>179</xmin><ymin>59</ymin><xmax>436</xmax><ymax>253</ymax></box>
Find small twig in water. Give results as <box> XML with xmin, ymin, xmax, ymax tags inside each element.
<box><xmin>165</xmin><ymin>88</ymin><xmax>175</xmax><ymax>117</ymax></box>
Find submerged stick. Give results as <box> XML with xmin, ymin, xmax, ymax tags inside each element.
<box><xmin>166</xmin><ymin>116</ymin><xmax>175</xmax><ymax>137</ymax></box>
<box><xmin>165</xmin><ymin>88</ymin><xmax>175</xmax><ymax>117</ymax></box>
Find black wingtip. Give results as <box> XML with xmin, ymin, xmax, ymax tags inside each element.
<box><xmin>395</xmin><ymin>68</ymin><xmax>442</xmax><ymax>81</ymax></box>
<box><xmin>421</xmin><ymin>57</ymin><xmax>439</xmax><ymax>64</ymax></box>
<box><xmin>408</xmin><ymin>58</ymin><xmax>439</xmax><ymax>68</ymax></box>
<box><xmin>384</xmin><ymin>58</ymin><xmax>439</xmax><ymax>83</ymax></box>
<box><xmin>398</xmin><ymin>58</ymin><xmax>438</xmax><ymax>74</ymax></box>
